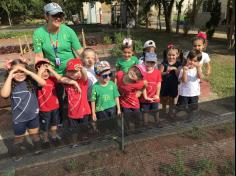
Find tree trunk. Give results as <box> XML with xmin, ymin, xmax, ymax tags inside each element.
<box><xmin>176</xmin><ymin>7</ymin><xmax>181</xmax><ymax>33</ymax></box>
<box><xmin>135</xmin><ymin>0</ymin><xmax>139</xmax><ymax>27</ymax></box>
<box><xmin>162</xmin><ymin>0</ymin><xmax>175</xmax><ymax>33</ymax></box>
<box><xmin>158</xmin><ymin>2</ymin><xmax>162</xmax><ymax>31</ymax></box>
<box><xmin>7</xmin><ymin>13</ymin><xmax>12</xmax><ymax>26</ymax></box>
<box><xmin>227</xmin><ymin>0</ymin><xmax>235</xmax><ymax>49</ymax></box>
<box><xmin>176</xmin><ymin>0</ymin><xmax>184</xmax><ymax>33</ymax></box>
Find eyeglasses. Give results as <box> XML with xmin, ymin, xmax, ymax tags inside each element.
<box><xmin>51</xmin><ymin>12</ymin><xmax>64</xmax><ymax>19</ymax></box>
<box><xmin>101</xmin><ymin>73</ymin><xmax>112</xmax><ymax>79</ymax></box>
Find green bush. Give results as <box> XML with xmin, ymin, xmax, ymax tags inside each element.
<box><xmin>160</xmin><ymin>151</ymin><xmax>185</xmax><ymax>176</ymax></box>
<box><xmin>65</xmin><ymin>159</ymin><xmax>78</xmax><ymax>173</ymax></box>
<box><xmin>218</xmin><ymin>159</ymin><xmax>235</xmax><ymax>176</ymax></box>
<box><xmin>103</xmin><ymin>35</ymin><xmax>113</xmax><ymax>45</ymax></box>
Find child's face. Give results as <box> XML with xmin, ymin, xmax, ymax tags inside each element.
<box><xmin>98</xmin><ymin>70</ymin><xmax>112</xmax><ymax>84</ymax></box>
<box><xmin>144</xmin><ymin>61</ymin><xmax>156</xmax><ymax>71</ymax></box>
<box><xmin>127</xmin><ymin>67</ymin><xmax>140</xmax><ymax>81</ymax></box>
<box><xmin>37</xmin><ymin>63</ymin><xmax>50</xmax><ymax>80</ymax></box>
<box><xmin>84</xmin><ymin>52</ymin><xmax>96</xmax><ymax>68</ymax></box>
<box><xmin>66</xmin><ymin>70</ymin><xmax>82</xmax><ymax>80</ymax></box>
<box><xmin>123</xmin><ymin>48</ymin><xmax>133</xmax><ymax>60</ymax></box>
<box><xmin>187</xmin><ymin>57</ymin><xmax>199</xmax><ymax>68</ymax></box>
<box><xmin>167</xmin><ymin>49</ymin><xmax>178</xmax><ymax>64</ymax></box>
<box><xmin>193</xmin><ymin>39</ymin><xmax>204</xmax><ymax>52</ymax></box>
<box><xmin>12</xmin><ymin>64</ymin><xmax>27</xmax><ymax>82</ymax></box>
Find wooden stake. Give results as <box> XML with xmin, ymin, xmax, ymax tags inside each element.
<box><xmin>82</xmin><ymin>28</ymin><xmax>86</xmax><ymax>48</ymax></box>
<box><xmin>24</xmin><ymin>35</ymin><xmax>33</xmax><ymax>63</ymax></box>
<box><xmin>18</xmin><ymin>38</ymin><xmax>23</xmax><ymax>55</ymax></box>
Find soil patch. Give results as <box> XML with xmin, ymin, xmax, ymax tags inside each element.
<box><xmin>15</xmin><ymin>123</ymin><xmax>235</xmax><ymax>176</ymax></box>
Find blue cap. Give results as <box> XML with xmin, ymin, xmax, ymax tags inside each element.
<box><xmin>44</xmin><ymin>2</ymin><xmax>64</xmax><ymax>15</ymax></box>
<box><xmin>145</xmin><ymin>52</ymin><xmax>157</xmax><ymax>62</ymax></box>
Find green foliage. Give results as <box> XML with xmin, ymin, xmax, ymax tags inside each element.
<box><xmin>218</xmin><ymin>159</ymin><xmax>235</xmax><ymax>176</ymax></box>
<box><xmin>205</xmin><ymin>0</ymin><xmax>221</xmax><ymax>39</ymax></box>
<box><xmin>208</xmin><ymin>57</ymin><xmax>235</xmax><ymax>97</ymax></box>
<box><xmin>2</xmin><ymin>168</ymin><xmax>15</xmax><ymax>176</ymax></box>
<box><xmin>65</xmin><ymin>159</ymin><xmax>78</xmax><ymax>172</ymax></box>
<box><xmin>120</xmin><ymin>171</ymin><xmax>135</xmax><ymax>176</ymax></box>
<box><xmin>186</xmin><ymin>126</ymin><xmax>204</xmax><ymax>139</ymax></box>
<box><xmin>103</xmin><ymin>35</ymin><xmax>113</xmax><ymax>45</ymax></box>
<box><xmin>0</xmin><ymin>31</ymin><xmax>33</xmax><ymax>39</ymax></box>
<box><xmin>193</xmin><ymin>158</ymin><xmax>215</xmax><ymax>175</ymax></box>
<box><xmin>160</xmin><ymin>151</ymin><xmax>185</xmax><ymax>176</ymax></box>
<box><xmin>219</xmin><ymin>123</ymin><xmax>235</xmax><ymax>134</ymax></box>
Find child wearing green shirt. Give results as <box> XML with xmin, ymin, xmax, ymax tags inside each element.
<box><xmin>91</xmin><ymin>61</ymin><xmax>121</xmax><ymax>121</ymax></box>
<box><xmin>116</xmin><ymin>38</ymin><xmax>139</xmax><ymax>73</ymax></box>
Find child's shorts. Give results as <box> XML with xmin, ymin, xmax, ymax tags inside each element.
<box><xmin>177</xmin><ymin>96</ymin><xmax>199</xmax><ymax>111</ymax></box>
<box><xmin>68</xmin><ymin>116</ymin><xmax>89</xmax><ymax>128</ymax></box>
<box><xmin>140</xmin><ymin>103</ymin><xmax>159</xmax><ymax>112</ymax></box>
<box><xmin>96</xmin><ymin>106</ymin><xmax>116</xmax><ymax>120</ymax></box>
<box><xmin>39</xmin><ymin>109</ymin><xmax>59</xmax><ymax>132</ymax></box>
<box><xmin>13</xmin><ymin>117</ymin><xmax>39</xmax><ymax>136</ymax></box>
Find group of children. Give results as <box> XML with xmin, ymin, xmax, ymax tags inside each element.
<box><xmin>0</xmin><ymin>31</ymin><xmax>210</xmax><ymax>160</ymax></box>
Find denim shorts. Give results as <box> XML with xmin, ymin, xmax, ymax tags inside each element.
<box><xmin>13</xmin><ymin>117</ymin><xmax>39</xmax><ymax>136</ymax></box>
<box><xmin>68</xmin><ymin>116</ymin><xmax>89</xmax><ymax>128</ymax></box>
<box><xmin>96</xmin><ymin>106</ymin><xmax>116</xmax><ymax>120</ymax></box>
<box><xmin>121</xmin><ymin>107</ymin><xmax>140</xmax><ymax>113</ymax></box>
<box><xmin>140</xmin><ymin>103</ymin><xmax>159</xmax><ymax>112</ymax></box>
<box><xmin>39</xmin><ymin>109</ymin><xmax>59</xmax><ymax>131</ymax></box>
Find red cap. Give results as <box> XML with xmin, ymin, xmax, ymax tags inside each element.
<box><xmin>35</xmin><ymin>58</ymin><xmax>51</xmax><ymax>68</ymax></box>
<box><xmin>134</xmin><ymin>64</ymin><xmax>146</xmax><ymax>77</ymax></box>
<box><xmin>66</xmin><ymin>58</ymin><xmax>83</xmax><ymax>71</ymax></box>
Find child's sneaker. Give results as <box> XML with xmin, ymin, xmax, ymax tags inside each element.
<box><xmin>11</xmin><ymin>144</ymin><xmax>23</xmax><ymax>162</ymax></box>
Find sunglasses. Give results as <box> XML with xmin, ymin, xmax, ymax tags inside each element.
<box><xmin>101</xmin><ymin>73</ymin><xmax>112</xmax><ymax>79</ymax></box>
<box><xmin>51</xmin><ymin>12</ymin><xmax>64</xmax><ymax>19</ymax></box>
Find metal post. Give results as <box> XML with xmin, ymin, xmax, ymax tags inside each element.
<box><xmin>121</xmin><ymin>113</ymin><xmax>125</xmax><ymax>151</ymax></box>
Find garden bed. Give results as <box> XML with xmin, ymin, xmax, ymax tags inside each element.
<box><xmin>13</xmin><ymin>123</ymin><xmax>235</xmax><ymax>176</ymax></box>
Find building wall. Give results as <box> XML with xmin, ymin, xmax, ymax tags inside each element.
<box><xmin>82</xmin><ymin>2</ymin><xmax>111</xmax><ymax>24</ymax></box>
<box><xmin>173</xmin><ymin>0</ymin><xmax>227</xmax><ymax>26</ymax></box>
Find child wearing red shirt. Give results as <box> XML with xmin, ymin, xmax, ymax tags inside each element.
<box><xmin>64</xmin><ymin>58</ymin><xmax>91</xmax><ymax>126</ymax></box>
<box><xmin>139</xmin><ymin>53</ymin><xmax>162</xmax><ymax>127</ymax></box>
<box><xmin>36</xmin><ymin>59</ymin><xmax>80</xmax><ymax>145</ymax></box>
<box><xmin>116</xmin><ymin>64</ymin><xmax>147</xmax><ymax>112</ymax></box>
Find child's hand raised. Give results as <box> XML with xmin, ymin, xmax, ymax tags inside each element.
<box><xmin>71</xmin><ymin>80</ymin><xmax>81</xmax><ymax>93</ymax></box>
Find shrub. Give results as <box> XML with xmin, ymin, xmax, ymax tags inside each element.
<box><xmin>103</xmin><ymin>35</ymin><xmax>113</xmax><ymax>45</ymax></box>
<box><xmin>65</xmin><ymin>159</ymin><xmax>78</xmax><ymax>172</ymax></box>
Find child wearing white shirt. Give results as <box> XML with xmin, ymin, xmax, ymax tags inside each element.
<box><xmin>177</xmin><ymin>50</ymin><xmax>203</xmax><ymax>116</ymax></box>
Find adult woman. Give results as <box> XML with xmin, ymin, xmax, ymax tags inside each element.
<box><xmin>33</xmin><ymin>2</ymin><xmax>83</xmax><ymax>126</ymax></box>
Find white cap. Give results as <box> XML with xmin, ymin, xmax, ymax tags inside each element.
<box><xmin>44</xmin><ymin>2</ymin><xmax>64</xmax><ymax>15</ymax></box>
<box><xmin>143</xmin><ymin>40</ymin><xmax>156</xmax><ymax>49</ymax></box>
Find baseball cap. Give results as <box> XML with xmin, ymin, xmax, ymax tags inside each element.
<box><xmin>44</xmin><ymin>2</ymin><xmax>64</xmax><ymax>15</ymax></box>
<box><xmin>145</xmin><ymin>52</ymin><xmax>157</xmax><ymax>62</ymax></box>
<box><xmin>143</xmin><ymin>40</ymin><xmax>156</xmax><ymax>49</ymax></box>
<box><xmin>35</xmin><ymin>58</ymin><xmax>51</xmax><ymax>68</ymax></box>
<box><xmin>66</xmin><ymin>58</ymin><xmax>83</xmax><ymax>71</ymax></box>
<box><xmin>134</xmin><ymin>64</ymin><xmax>146</xmax><ymax>77</ymax></box>
<box><xmin>94</xmin><ymin>61</ymin><xmax>111</xmax><ymax>75</ymax></box>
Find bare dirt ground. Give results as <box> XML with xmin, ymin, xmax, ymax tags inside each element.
<box><xmin>16</xmin><ymin>123</ymin><xmax>235</xmax><ymax>176</ymax></box>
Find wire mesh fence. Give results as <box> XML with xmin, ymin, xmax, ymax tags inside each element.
<box><xmin>0</xmin><ymin>96</ymin><xmax>234</xmax><ymax>175</ymax></box>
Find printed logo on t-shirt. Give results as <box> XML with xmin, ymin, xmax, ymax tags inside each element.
<box><xmin>12</xmin><ymin>90</ymin><xmax>31</xmax><ymax>121</ymax></box>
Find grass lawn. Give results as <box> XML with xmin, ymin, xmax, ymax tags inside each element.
<box><xmin>208</xmin><ymin>55</ymin><xmax>235</xmax><ymax>98</ymax></box>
